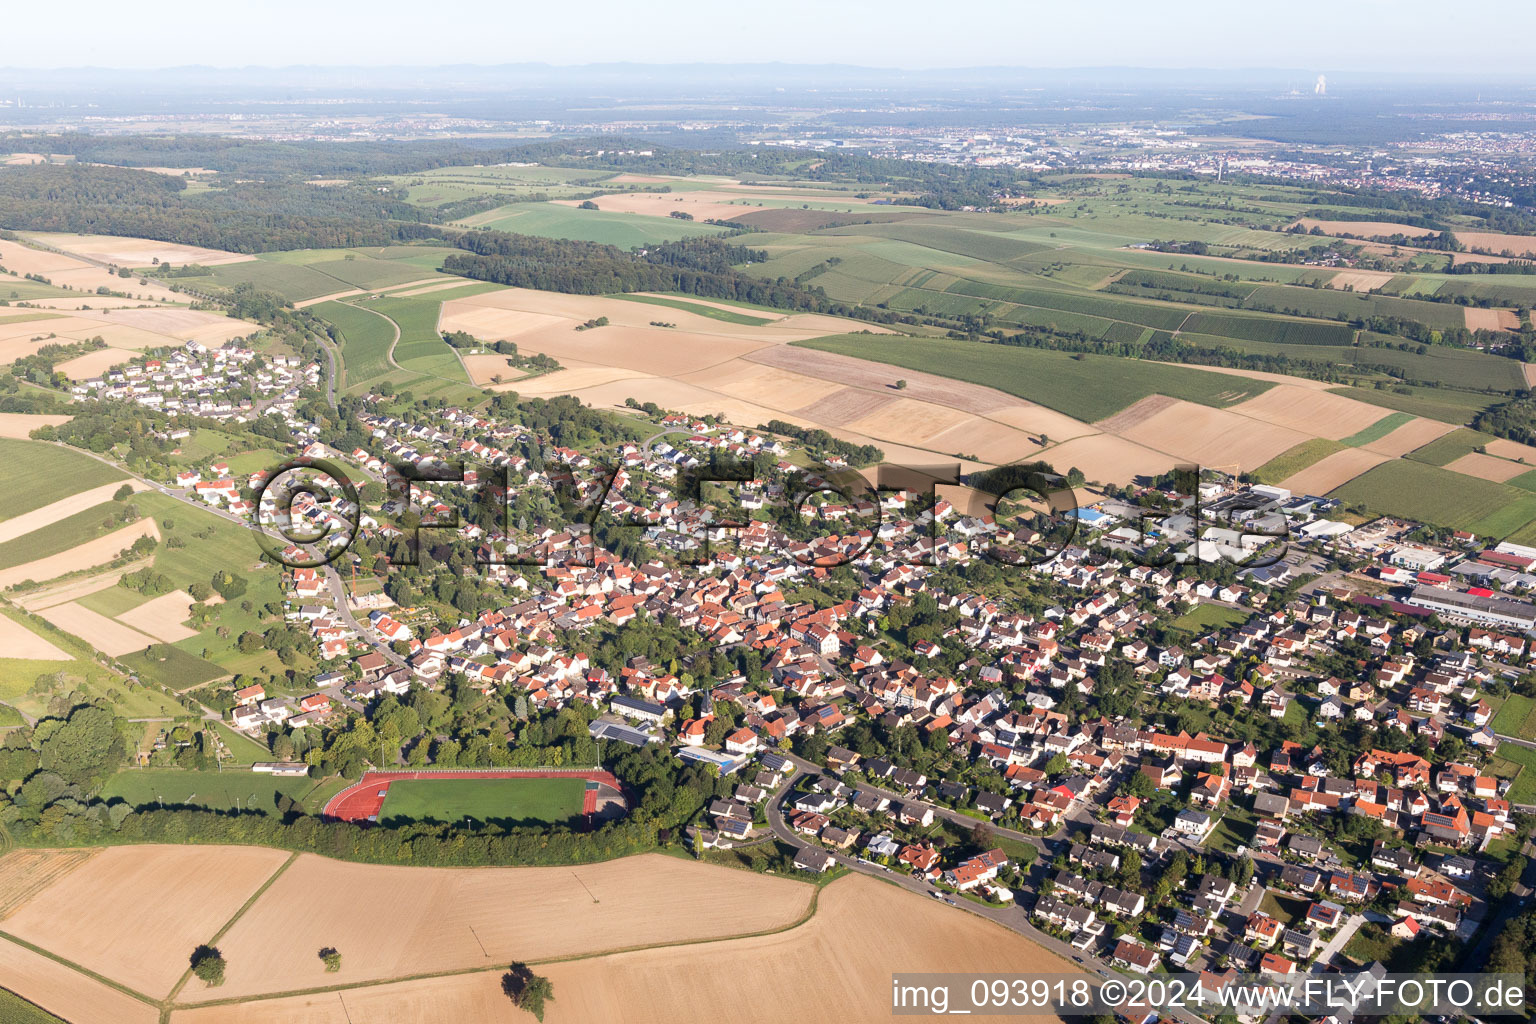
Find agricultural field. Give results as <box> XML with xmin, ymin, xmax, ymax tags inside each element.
<box><xmin>1251</xmin><ymin>438</ymin><xmax>1346</xmax><ymax>485</ymax></box>
<box><xmin>376</xmin><ymin>776</ymin><xmax>586</xmax><ymax>826</ymax></box>
<box><xmin>162</xmin><ymin>872</ymin><xmax>1076</xmax><ymax>1024</ymax></box>
<box><xmin>0</xmin><ymin>439</ymin><xmax>127</xmax><ymax>521</ymax></box>
<box><xmin>792</xmin><ymin>334</ymin><xmax>1273</xmax><ymax>422</ymax></box>
<box><xmin>1328</xmin><ymin>460</ymin><xmax>1536</xmax><ymax>538</ymax></box>
<box><xmin>458</xmin><ymin>201</ymin><xmax>730</xmax><ymax>246</ymax></box>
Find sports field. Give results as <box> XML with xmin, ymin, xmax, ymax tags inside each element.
<box><xmin>378</xmin><ymin>776</ymin><xmax>587</xmax><ymax>825</ymax></box>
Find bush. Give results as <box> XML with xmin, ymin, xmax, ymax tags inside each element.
<box><xmin>319</xmin><ymin>947</ymin><xmax>342</xmax><ymax>972</ymax></box>
<box><xmin>190</xmin><ymin>945</ymin><xmax>225</xmax><ymax>986</ymax></box>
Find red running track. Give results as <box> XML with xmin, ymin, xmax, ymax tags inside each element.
<box><xmin>322</xmin><ymin>768</ymin><xmax>625</xmax><ymax>823</ymax></box>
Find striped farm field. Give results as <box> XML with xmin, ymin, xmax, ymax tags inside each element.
<box><xmin>0</xmin><ymin>440</ymin><xmax>126</xmax><ymax>521</ymax></box>
<box><xmin>791</xmin><ymin>335</ymin><xmax>1274</xmax><ymax>422</ymax></box>
<box><xmin>1329</xmin><ymin>459</ymin><xmax>1536</xmax><ymax>537</ymax></box>
<box><xmin>1180</xmin><ymin>311</ymin><xmax>1355</xmax><ymax>347</ymax></box>
<box><xmin>1251</xmin><ymin>438</ymin><xmax>1345</xmax><ymax>485</ymax></box>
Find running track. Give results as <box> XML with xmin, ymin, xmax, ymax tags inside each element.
<box><xmin>322</xmin><ymin>768</ymin><xmax>626</xmax><ymax>823</ymax></box>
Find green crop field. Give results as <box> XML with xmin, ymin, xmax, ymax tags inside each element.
<box><xmin>609</xmin><ymin>293</ymin><xmax>774</xmax><ymax>325</ymax></box>
<box><xmin>1352</xmin><ymin>339</ymin><xmax>1528</xmax><ymax>392</ymax></box>
<box><xmin>313</xmin><ymin>299</ymin><xmax>397</xmax><ymax>392</ymax></box>
<box><xmin>1326</xmin><ymin>385</ymin><xmax>1496</xmax><ymax>424</ymax></box>
<box><xmin>0</xmin><ymin>500</ymin><xmax>136</xmax><ymax>570</ymax></box>
<box><xmin>1403</xmin><ymin>427</ymin><xmax>1495</xmax><ymax>466</ymax></box>
<box><xmin>361</xmin><ymin>293</ymin><xmax>470</xmax><ymax>383</ymax></box>
<box><xmin>1328</xmin><ymin>459</ymin><xmax>1536</xmax><ymax>537</ymax></box>
<box><xmin>0</xmin><ymin>440</ymin><xmax>127</xmax><ymax>521</ymax></box>
<box><xmin>1181</xmin><ymin>311</ymin><xmax>1355</xmax><ymax>346</ymax></box>
<box><xmin>119</xmin><ymin>644</ymin><xmax>225</xmax><ymax>689</ymax></box>
<box><xmin>1339</xmin><ymin>412</ymin><xmax>1415</xmax><ymax>447</ymax></box>
<box><xmin>792</xmin><ymin>334</ymin><xmax>1274</xmax><ymax>422</ymax></box>
<box><xmin>100</xmin><ymin>767</ymin><xmax>347</xmax><ymax>815</ymax></box>
<box><xmin>461</xmin><ymin>202</ymin><xmax>729</xmax><ymax>246</ymax></box>
<box><xmin>0</xmin><ymin>988</ymin><xmax>64</xmax><ymax>1024</ymax></box>
<box><xmin>378</xmin><ymin>777</ymin><xmax>588</xmax><ymax>826</ymax></box>
<box><xmin>1251</xmin><ymin>439</ymin><xmax>1346</xmax><ymax>485</ymax></box>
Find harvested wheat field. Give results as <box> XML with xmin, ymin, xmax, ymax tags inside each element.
<box><xmin>3</xmin><ymin>845</ymin><xmax>290</xmax><ymax>999</ymax></box>
<box><xmin>1455</xmin><ymin>231</ymin><xmax>1536</xmax><ymax>258</ymax></box>
<box><xmin>1038</xmin><ymin>433</ymin><xmax>1178</xmax><ymax>485</ymax></box>
<box><xmin>0</xmin><ymin>850</ymin><xmax>97</xmax><ymax>918</ymax></box>
<box><xmin>1465</xmin><ymin>307</ymin><xmax>1520</xmax><ymax>331</ymax></box>
<box><xmin>1361</xmin><ymin>416</ymin><xmax>1457</xmax><ymax>457</ymax></box>
<box><xmin>114</xmin><ymin>588</ymin><xmax>201</xmax><ymax>642</ymax></box>
<box><xmin>55</xmin><ymin>346</ymin><xmax>135</xmax><ymax>379</ymax></box>
<box><xmin>0</xmin><ymin>613</ymin><xmax>72</xmax><ymax>660</ymax></box>
<box><xmin>21</xmin><ymin>232</ymin><xmax>253</xmax><ymax>268</ymax></box>
<box><xmin>691</xmin><ymin>360</ymin><xmax>845</xmax><ymax>412</ymax></box>
<box><xmin>1093</xmin><ymin>394</ymin><xmax>1181</xmax><ymax>433</ymax></box>
<box><xmin>1445</xmin><ymin>451</ymin><xmax>1531</xmax><ymax>483</ymax></box>
<box><xmin>0</xmin><ymin>518</ymin><xmax>159</xmax><ymax>590</ymax></box>
<box><xmin>1227</xmin><ymin>385</ymin><xmax>1389</xmax><ymax>440</ymax></box>
<box><xmin>1118</xmin><ymin>400</ymin><xmax>1309</xmax><ymax>471</ymax></box>
<box><xmin>1484</xmin><ymin>438</ymin><xmax>1536</xmax><ymax>464</ymax></box>
<box><xmin>0</xmin><ymin>238</ymin><xmax>183</xmax><ymax>302</ymax></box>
<box><xmin>481</xmin><ymin>361</ymin><xmax>645</xmax><ymax>393</ymax></box>
<box><xmin>0</xmin><ymin>313</ymin><xmax>100</xmax><ymax>342</ymax></box>
<box><xmin>0</xmin><ymin>480</ymin><xmax>146</xmax><ymax>543</ymax></box>
<box><xmin>1279</xmin><ymin>447</ymin><xmax>1392</xmax><ymax>495</ymax></box>
<box><xmin>0</xmin><ymin>412</ymin><xmax>70</xmax><ymax>439</ymax></box>
<box><xmin>924</xmin><ymin>417</ymin><xmax>1051</xmax><ymax>465</ymax></box>
<box><xmin>78</xmin><ymin>307</ymin><xmax>258</xmax><ymax>344</ymax></box>
<box><xmin>1329</xmin><ymin>269</ymin><xmax>1394</xmax><ymax>292</ymax></box>
<box><xmin>1289</xmin><ymin>219</ymin><xmax>1435</xmax><ymax>239</ymax></box>
<box><xmin>33</xmin><ymin>600</ymin><xmax>156</xmax><ymax>655</ymax></box>
<box><xmin>170</xmin><ymin>873</ymin><xmax>1068</xmax><ymax>1024</ymax></box>
<box><xmin>0</xmin><ymin>938</ymin><xmax>159</xmax><ymax>1024</ymax></box>
<box><xmin>186</xmin><ymin>852</ymin><xmax>812</xmax><ymax>1003</ymax></box>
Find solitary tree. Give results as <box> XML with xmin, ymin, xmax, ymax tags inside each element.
<box><xmin>503</xmin><ymin>963</ymin><xmax>554</xmax><ymax>1021</ymax></box>
<box><xmin>895</xmin><ymin>379</ymin><xmax>908</xmax><ymax>390</ymax></box>
<box><xmin>190</xmin><ymin>945</ymin><xmax>225</xmax><ymax>987</ymax></box>
<box><xmin>319</xmin><ymin>947</ymin><xmax>342</xmax><ymax>972</ymax></box>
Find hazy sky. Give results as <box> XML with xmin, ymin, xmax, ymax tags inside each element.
<box><xmin>6</xmin><ymin>0</ymin><xmax>1534</xmax><ymax>75</ymax></box>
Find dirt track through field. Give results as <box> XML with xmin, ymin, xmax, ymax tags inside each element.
<box><xmin>169</xmin><ymin>873</ymin><xmax>1071</xmax><ymax>1024</ymax></box>
<box><xmin>181</xmin><ymin>851</ymin><xmax>813</xmax><ymax>1003</ymax></box>
<box><xmin>3</xmin><ymin>844</ymin><xmax>291</xmax><ymax>999</ymax></box>
<box><xmin>0</xmin><ymin>938</ymin><xmax>159</xmax><ymax>1024</ymax></box>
